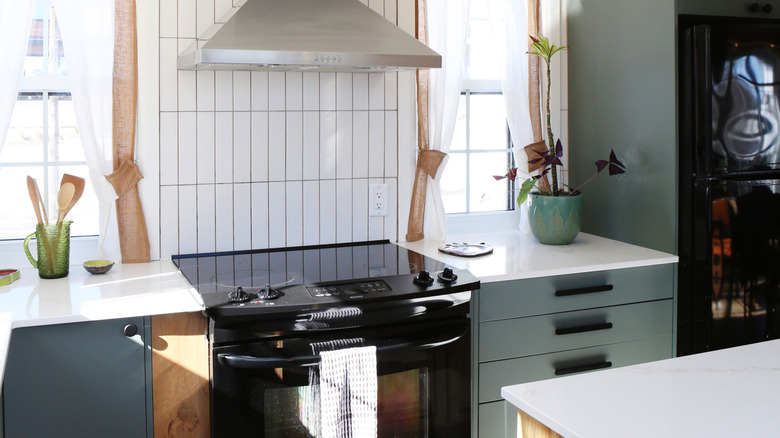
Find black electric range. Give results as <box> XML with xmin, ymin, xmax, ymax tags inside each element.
<box><xmin>172</xmin><ymin>240</ymin><xmax>479</xmax><ymax>327</ymax></box>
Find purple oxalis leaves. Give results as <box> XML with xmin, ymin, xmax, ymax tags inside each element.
<box><xmin>595</xmin><ymin>149</ymin><xmax>626</xmax><ymax>175</ymax></box>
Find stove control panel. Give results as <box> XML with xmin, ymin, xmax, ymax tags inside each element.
<box><xmin>307</xmin><ymin>280</ymin><xmax>392</xmax><ymax>298</ymax></box>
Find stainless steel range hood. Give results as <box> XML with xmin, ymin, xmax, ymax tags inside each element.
<box><xmin>177</xmin><ymin>0</ymin><xmax>441</xmax><ymax>72</ymax></box>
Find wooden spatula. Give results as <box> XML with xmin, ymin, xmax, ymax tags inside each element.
<box><xmin>60</xmin><ymin>174</ymin><xmax>85</xmax><ymax>218</ymax></box>
<box><xmin>57</xmin><ymin>183</ymin><xmax>75</xmax><ymax>225</ymax></box>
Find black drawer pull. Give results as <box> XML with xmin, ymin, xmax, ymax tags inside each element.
<box><xmin>555</xmin><ymin>322</ymin><xmax>613</xmax><ymax>336</ymax></box>
<box><xmin>555</xmin><ymin>284</ymin><xmax>613</xmax><ymax>297</ymax></box>
<box><xmin>555</xmin><ymin>361</ymin><xmax>612</xmax><ymax>376</ymax></box>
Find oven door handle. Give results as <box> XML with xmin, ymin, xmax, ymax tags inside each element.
<box><xmin>216</xmin><ymin>325</ymin><xmax>467</xmax><ymax>370</ymax></box>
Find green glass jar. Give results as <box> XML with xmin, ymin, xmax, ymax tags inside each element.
<box><xmin>23</xmin><ymin>221</ymin><xmax>72</xmax><ymax>279</ymax></box>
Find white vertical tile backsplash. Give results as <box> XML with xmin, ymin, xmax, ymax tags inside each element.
<box><xmin>336</xmin><ymin>180</ymin><xmax>352</xmax><ymax>243</ymax></box>
<box><xmin>215</xmin><ymin>184</ymin><xmax>234</xmax><ymax>251</ymax></box>
<box><xmin>233</xmin><ymin>183</ymin><xmax>252</xmax><ymax>250</ymax></box>
<box><xmin>251</xmin><ymin>182</ymin><xmax>269</xmax><ymax>249</ymax></box>
<box><xmin>285</xmin><ymin>181</ymin><xmax>303</xmax><ymax>247</ymax></box>
<box><xmin>215</xmin><ymin>71</ymin><xmax>233</xmax><ymax>111</ymax></box>
<box><xmin>215</xmin><ymin>112</ymin><xmax>233</xmax><ymax>183</ymax></box>
<box><xmin>197</xmin><ymin>112</ymin><xmax>216</xmax><ymax>184</ymax></box>
<box><xmin>285</xmin><ymin>112</ymin><xmax>303</xmax><ymax>181</ymax></box>
<box><xmin>178</xmin><ymin>185</ymin><xmax>198</xmax><ymax>254</ymax></box>
<box><xmin>197</xmin><ymin>184</ymin><xmax>216</xmax><ymax>252</ymax></box>
<box><xmin>251</xmin><ymin>112</ymin><xmax>269</xmax><ymax>181</ymax></box>
<box><xmin>177</xmin><ymin>0</ymin><xmax>197</xmax><ymax>38</ymax></box>
<box><xmin>233</xmin><ymin>71</ymin><xmax>251</xmax><ymax>111</ymax></box>
<box><xmin>353</xmin><ymin>111</ymin><xmax>369</xmax><ymax>178</ymax></box>
<box><xmin>233</xmin><ymin>112</ymin><xmax>251</xmax><ymax>182</ymax></box>
<box><xmin>196</xmin><ymin>71</ymin><xmax>215</xmax><ymax>111</ymax></box>
<box><xmin>178</xmin><ymin>112</ymin><xmax>197</xmax><ymax>184</ymax></box>
<box><xmin>157</xmin><ymin>0</ymin><xmax>402</xmax><ymax>258</ymax></box>
<box><xmin>268</xmin><ymin>182</ymin><xmax>286</xmax><ymax>247</ymax></box>
<box><xmin>159</xmin><ymin>112</ymin><xmax>179</xmax><ymax>186</ymax></box>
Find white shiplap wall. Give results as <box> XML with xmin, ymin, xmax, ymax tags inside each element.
<box><xmin>155</xmin><ymin>0</ymin><xmax>406</xmax><ymax>258</ymax></box>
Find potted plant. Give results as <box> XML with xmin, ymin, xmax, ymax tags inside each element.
<box><xmin>495</xmin><ymin>35</ymin><xmax>626</xmax><ymax>245</ymax></box>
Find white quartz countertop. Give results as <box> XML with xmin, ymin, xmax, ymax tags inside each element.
<box><xmin>397</xmin><ymin>230</ymin><xmax>678</xmax><ymax>282</ymax></box>
<box><xmin>0</xmin><ymin>260</ymin><xmax>203</xmax><ymax>389</ymax></box>
<box><xmin>502</xmin><ymin>339</ymin><xmax>780</xmax><ymax>437</ymax></box>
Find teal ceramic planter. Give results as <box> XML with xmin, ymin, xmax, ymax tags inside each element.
<box><xmin>528</xmin><ymin>193</ymin><xmax>582</xmax><ymax>245</ymax></box>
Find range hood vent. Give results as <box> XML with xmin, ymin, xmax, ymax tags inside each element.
<box><xmin>177</xmin><ymin>0</ymin><xmax>441</xmax><ymax>72</ymax></box>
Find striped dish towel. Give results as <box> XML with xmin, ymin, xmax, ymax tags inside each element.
<box><xmin>319</xmin><ymin>345</ymin><xmax>378</xmax><ymax>438</ymax></box>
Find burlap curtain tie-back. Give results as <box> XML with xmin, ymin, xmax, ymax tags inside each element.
<box><xmin>105</xmin><ymin>160</ymin><xmax>143</xmax><ymax>198</ymax></box>
<box><xmin>418</xmin><ymin>149</ymin><xmax>447</xmax><ymax>178</ymax></box>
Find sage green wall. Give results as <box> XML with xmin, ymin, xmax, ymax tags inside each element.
<box><xmin>566</xmin><ymin>0</ymin><xmax>678</xmax><ymax>254</ymax></box>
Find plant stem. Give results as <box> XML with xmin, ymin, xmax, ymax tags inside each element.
<box><xmin>568</xmin><ymin>171</ymin><xmax>598</xmax><ymax>196</ymax></box>
<box><xmin>545</xmin><ymin>59</ymin><xmax>559</xmax><ymax>196</ymax></box>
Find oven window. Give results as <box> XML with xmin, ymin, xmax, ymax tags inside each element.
<box><xmin>263</xmin><ymin>368</ymin><xmax>430</xmax><ymax>438</ymax></box>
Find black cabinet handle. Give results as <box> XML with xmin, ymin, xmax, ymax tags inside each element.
<box><xmin>764</xmin><ymin>3</ymin><xmax>774</xmax><ymax>13</ymax></box>
<box><xmin>750</xmin><ymin>3</ymin><xmax>761</xmax><ymax>12</ymax></box>
<box><xmin>555</xmin><ymin>322</ymin><xmax>613</xmax><ymax>336</ymax></box>
<box><xmin>555</xmin><ymin>361</ymin><xmax>612</xmax><ymax>376</ymax></box>
<box><xmin>555</xmin><ymin>284</ymin><xmax>613</xmax><ymax>297</ymax></box>
<box><xmin>123</xmin><ymin>323</ymin><xmax>138</xmax><ymax>337</ymax></box>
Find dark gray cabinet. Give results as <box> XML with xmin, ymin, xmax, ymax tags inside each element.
<box><xmin>3</xmin><ymin>317</ymin><xmax>152</xmax><ymax>438</ymax></box>
<box><xmin>679</xmin><ymin>0</ymin><xmax>780</xmax><ymax>18</ymax></box>
<box><xmin>567</xmin><ymin>0</ymin><xmax>677</xmax><ymax>254</ymax></box>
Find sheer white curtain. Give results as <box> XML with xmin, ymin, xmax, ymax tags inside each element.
<box><xmin>424</xmin><ymin>0</ymin><xmax>471</xmax><ymax>240</ymax></box>
<box><xmin>54</xmin><ymin>0</ymin><xmax>121</xmax><ymax>260</ymax></box>
<box><xmin>0</xmin><ymin>1</ymin><xmax>35</xmax><ymax>156</ymax></box>
<box><xmin>487</xmin><ymin>0</ymin><xmax>534</xmax><ymax>231</ymax></box>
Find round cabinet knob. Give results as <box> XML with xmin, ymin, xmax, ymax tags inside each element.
<box><xmin>764</xmin><ymin>3</ymin><xmax>774</xmax><ymax>13</ymax></box>
<box><xmin>750</xmin><ymin>3</ymin><xmax>761</xmax><ymax>12</ymax></box>
<box><xmin>414</xmin><ymin>270</ymin><xmax>434</xmax><ymax>286</ymax></box>
<box><xmin>123</xmin><ymin>323</ymin><xmax>138</xmax><ymax>337</ymax></box>
<box><xmin>437</xmin><ymin>267</ymin><xmax>459</xmax><ymax>283</ymax></box>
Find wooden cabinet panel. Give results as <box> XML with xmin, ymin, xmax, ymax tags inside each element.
<box><xmin>478</xmin><ymin>336</ymin><xmax>672</xmax><ymax>403</ymax></box>
<box><xmin>480</xmin><ymin>299</ymin><xmax>673</xmax><ymax>362</ymax></box>
<box><xmin>151</xmin><ymin>312</ymin><xmax>210</xmax><ymax>438</ymax></box>
<box><xmin>479</xmin><ymin>265</ymin><xmax>673</xmax><ymax>322</ymax></box>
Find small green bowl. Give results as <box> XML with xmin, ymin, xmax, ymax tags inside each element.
<box><xmin>83</xmin><ymin>260</ymin><xmax>115</xmax><ymax>275</ymax></box>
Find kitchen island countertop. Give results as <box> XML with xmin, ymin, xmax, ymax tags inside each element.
<box><xmin>502</xmin><ymin>338</ymin><xmax>780</xmax><ymax>437</ymax></box>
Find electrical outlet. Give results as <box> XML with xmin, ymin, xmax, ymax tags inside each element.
<box><xmin>369</xmin><ymin>184</ymin><xmax>388</xmax><ymax>217</ymax></box>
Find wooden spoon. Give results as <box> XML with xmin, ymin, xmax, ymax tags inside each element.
<box><xmin>57</xmin><ymin>183</ymin><xmax>75</xmax><ymax>225</ymax></box>
<box><xmin>26</xmin><ymin>176</ymin><xmax>44</xmax><ymax>226</ymax></box>
<box><xmin>60</xmin><ymin>174</ymin><xmax>85</xmax><ymax>216</ymax></box>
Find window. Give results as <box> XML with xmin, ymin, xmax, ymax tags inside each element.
<box><xmin>0</xmin><ymin>0</ymin><xmax>98</xmax><ymax>240</ymax></box>
<box><xmin>440</xmin><ymin>0</ymin><xmax>515</xmax><ymax>215</ymax></box>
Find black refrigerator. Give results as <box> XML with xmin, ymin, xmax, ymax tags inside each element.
<box><xmin>679</xmin><ymin>17</ymin><xmax>780</xmax><ymax>355</ymax></box>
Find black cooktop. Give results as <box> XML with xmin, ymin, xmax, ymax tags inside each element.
<box><xmin>172</xmin><ymin>240</ymin><xmax>478</xmax><ymax>320</ymax></box>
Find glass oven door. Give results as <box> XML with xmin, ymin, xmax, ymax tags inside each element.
<box><xmin>210</xmin><ymin>315</ymin><xmax>471</xmax><ymax>438</ymax></box>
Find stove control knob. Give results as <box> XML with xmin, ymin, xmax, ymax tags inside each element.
<box><xmin>229</xmin><ymin>286</ymin><xmax>251</xmax><ymax>303</ymax></box>
<box><xmin>414</xmin><ymin>270</ymin><xmax>435</xmax><ymax>286</ymax></box>
<box><xmin>257</xmin><ymin>283</ymin><xmax>280</xmax><ymax>300</ymax></box>
<box><xmin>437</xmin><ymin>267</ymin><xmax>458</xmax><ymax>284</ymax></box>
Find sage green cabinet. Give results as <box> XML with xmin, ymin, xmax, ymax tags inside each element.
<box><xmin>566</xmin><ymin>0</ymin><xmax>677</xmax><ymax>255</ymax></box>
<box><xmin>473</xmin><ymin>264</ymin><xmax>675</xmax><ymax>436</ymax></box>
<box><xmin>2</xmin><ymin>317</ymin><xmax>152</xmax><ymax>438</ymax></box>
<box><xmin>679</xmin><ymin>0</ymin><xmax>780</xmax><ymax>18</ymax></box>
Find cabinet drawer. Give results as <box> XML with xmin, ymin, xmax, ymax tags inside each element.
<box><xmin>480</xmin><ymin>299</ymin><xmax>672</xmax><ymax>362</ymax></box>
<box><xmin>478</xmin><ymin>401</ymin><xmax>507</xmax><ymax>438</ymax></box>
<box><xmin>479</xmin><ymin>264</ymin><xmax>673</xmax><ymax>322</ymax></box>
<box><xmin>478</xmin><ymin>335</ymin><xmax>672</xmax><ymax>403</ymax></box>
